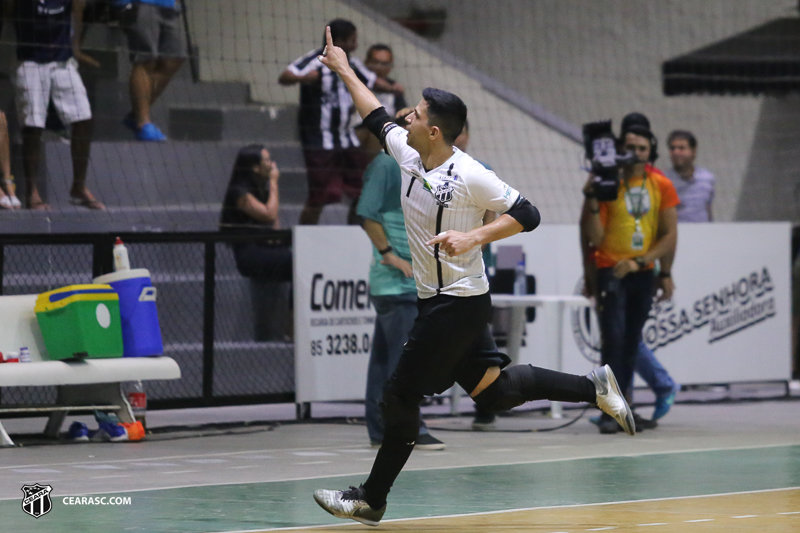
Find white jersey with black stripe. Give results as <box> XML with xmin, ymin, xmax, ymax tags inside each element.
<box><xmin>383</xmin><ymin>126</ymin><xmax>521</xmax><ymax>299</ymax></box>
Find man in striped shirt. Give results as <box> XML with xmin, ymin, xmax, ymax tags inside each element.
<box><xmin>311</xmin><ymin>27</ymin><xmax>636</xmax><ymax>526</ymax></box>
<box><xmin>665</xmin><ymin>130</ymin><xmax>715</xmax><ymax>222</ymax></box>
<box><xmin>279</xmin><ymin>19</ymin><xmax>402</xmax><ymax>225</ymax></box>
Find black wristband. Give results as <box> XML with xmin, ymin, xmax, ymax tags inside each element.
<box><xmin>378</xmin><ymin>245</ymin><xmax>393</xmax><ymax>255</ymax></box>
<box><xmin>659</xmin><ymin>271</ymin><xmax>671</xmax><ymax>278</ymax></box>
<box><xmin>634</xmin><ymin>256</ymin><xmax>647</xmax><ymax>269</ymax></box>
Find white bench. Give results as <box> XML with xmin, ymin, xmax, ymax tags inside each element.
<box><xmin>0</xmin><ymin>294</ymin><xmax>181</xmax><ymax>446</ymax></box>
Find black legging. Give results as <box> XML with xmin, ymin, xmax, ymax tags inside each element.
<box><xmin>233</xmin><ymin>243</ymin><xmax>292</xmax><ymax>281</ymax></box>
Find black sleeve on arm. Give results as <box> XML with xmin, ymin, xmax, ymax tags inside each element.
<box><xmin>362</xmin><ymin>106</ymin><xmax>394</xmax><ymax>142</ymax></box>
<box><xmin>505</xmin><ymin>196</ymin><xmax>541</xmax><ymax>232</ymax></box>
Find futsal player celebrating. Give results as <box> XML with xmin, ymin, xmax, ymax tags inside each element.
<box><xmin>313</xmin><ymin>27</ymin><xmax>635</xmax><ymax>527</ymax></box>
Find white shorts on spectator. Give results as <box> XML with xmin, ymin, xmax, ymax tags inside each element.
<box><xmin>15</xmin><ymin>58</ymin><xmax>92</xmax><ymax>128</ymax></box>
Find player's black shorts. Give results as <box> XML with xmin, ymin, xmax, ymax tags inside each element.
<box><xmin>387</xmin><ymin>292</ymin><xmax>511</xmax><ymax>398</ymax></box>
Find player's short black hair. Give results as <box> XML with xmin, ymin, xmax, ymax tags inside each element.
<box><xmin>366</xmin><ymin>43</ymin><xmax>393</xmax><ymax>60</ymax></box>
<box><xmin>422</xmin><ymin>87</ymin><xmax>467</xmax><ymax>145</ymax></box>
<box><xmin>667</xmin><ymin>129</ymin><xmax>697</xmax><ymax>149</ymax></box>
<box><xmin>326</xmin><ymin>19</ymin><xmax>357</xmax><ymax>45</ymax></box>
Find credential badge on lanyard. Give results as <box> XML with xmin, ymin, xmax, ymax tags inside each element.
<box><xmin>624</xmin><ymin>180</ymin><xmax>649</xmax><ymax>251</ymax></box>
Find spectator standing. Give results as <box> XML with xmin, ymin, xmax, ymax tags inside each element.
<box><xmin>357</xmin><ymin>110</ymin><xmax>445</xmax><ymax>451</ymax></box>
<box><xmin>118</xmin><ymin>0</ymin><xmax>186</xmax><ymax>142</ymax></box>
<box><xmin>5</xmin><ymin>0</ymin><xmax>104</xmax><ymax>210</ymax></box>
<box><xmin>279</xmin><ymin>20</ymin><xmax>400</xmax><ymax>226</ymax></box>
<box><xmin>665</xmin><ymin>130</ymin><xmax>714</xmax><ymax>222</ymax></box>
<box><xmin>581</xmin><ymin>124</ymin><xmax>679</xmax><ymax>434</ymax></box>
<box><xmin>353</xmin><ymin>44</ymin><xmax>406</xmax><ymax>154</ymax></box>
<box><xmin>363</xmin><ymin>44</ymin><xmax>405</xmax><ymax>118</ymax></box>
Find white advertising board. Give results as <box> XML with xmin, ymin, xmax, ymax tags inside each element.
<box><xmin>293</xmin><ymin>226</ymin><xmax>376</xmax><ymax>402</ymax></box>
<box><xmin>497</xmin><ymin>223</ymin><xmax>792</xmax><ymax>384</ymax></box>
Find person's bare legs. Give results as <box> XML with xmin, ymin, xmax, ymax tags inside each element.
<box><xmin>69</xmin><ymin>119</ymin><xmax>104</xmax><ymax>209</ymax></box>
<box><xmin>130</xmin><ymin>61</ymin><xmax>157</xmax><ymax>128</ymax></box>
<box><xmin>0</xmin><ymin>111</ymin><xmax>11</xmax><ymax>181</ymax></box>
<box><xmin>149</xmin><ymin>57</ymin><xmax>184</xmax><ymax>103</ymax></box>
<box><xmin>0</xmin><ymin>111</ymin><xmax>13</xmax><ymax>207</ymax></box>
<box><xmin>130</xmin><ymin>57</ymin><xmax>184</xmax><ymax>128</ymax></box>
<box><xmin>21</xmin><ymin>126</ymin><xmax>47</xmax><ymax>209</ymax></box>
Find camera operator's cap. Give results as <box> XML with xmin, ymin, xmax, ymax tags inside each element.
<box><xmin>620</xmin><ymin>112</ymin><xmax>650</xmax><ymax>134</ymax></box>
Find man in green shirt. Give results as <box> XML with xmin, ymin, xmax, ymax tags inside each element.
<box><xmin>357</xmin><ymin>112</ymin><xmax>445</xmax><ymax>451</ymax></box>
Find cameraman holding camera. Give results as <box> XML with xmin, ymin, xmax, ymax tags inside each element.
<box><xmin>581</xmin><ymin>123</ymin><xmax>679</xmax><ymax>435</ymax></box>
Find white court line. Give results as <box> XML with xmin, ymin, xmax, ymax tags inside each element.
<box><xmin>684</xmin><ymin>519</ymin><xmax>714</xmax><ymax>522</ymax></box>
<box><xmin>732</xmin><ymin>515</ymin><xmax>757</xmax><ymax>518</ymax></box>
<box><xmin>207</xmin><ymin>486</ymin><xmax>800</xmax><ymax>533</ymax></box>
<box><xmin>586</xmin><ymin>527</ymin><xmax>617</xmax><ymax>531</ymax></box>
<box><xmin>778</xmin><ymin>511</ymin><xmax>800</xmax><ymax>515</ymax></box>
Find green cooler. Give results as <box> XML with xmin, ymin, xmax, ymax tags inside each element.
<box><xmin>35</xmin><ymin>284</ymin><xmax>124</xmax><ymax>360</ymax></box>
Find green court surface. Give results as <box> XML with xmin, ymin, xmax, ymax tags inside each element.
<box><xmin>4</xmin><ymin>445</ymin><xmax>799</xmax><ymax>532</ymax></box>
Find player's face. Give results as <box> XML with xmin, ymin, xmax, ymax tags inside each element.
<box><xmin>668</xmin><ymin>138</ymin><xmax>695</xmax><ymax>170</ymax></box>
<box><xmin>623</xmin><ymin>133</ymin><xmax>651</xmax><ymax>165</ymax></box>
<box><xmin>406</xmin><ymin>99</ymin><xmax>432</xmax><ymax>152</ymax></box>
<box><xmin>365</xmin><ymin>49</ymin><xmax>393</xmax><ymax>78</ymax></box>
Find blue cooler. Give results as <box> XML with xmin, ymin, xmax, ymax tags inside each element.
<box><xmin>94</xmin><ymin>269</ymin><xmax>163</xmax><ymax>357</ymax></box>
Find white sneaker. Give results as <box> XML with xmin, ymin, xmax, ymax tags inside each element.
<box><xmin>588</xmin><ymin>365</ymin><xmax>635</xmax><ymax>436</ymax></box>
<box><xmin>313</xmin><ymin>486</ymin><xmax>385</xmax><ymax>526</ymax></box>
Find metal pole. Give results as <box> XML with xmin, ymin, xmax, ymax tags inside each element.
<box><xmin>179</xmin><ymin>0</ymin><xmax>200</xmax><ymax>83</ymax></box>
<box><xmin>202</xmin><ymin>241</ymin><xmax>216</xmax><ymax>403</ymax></box>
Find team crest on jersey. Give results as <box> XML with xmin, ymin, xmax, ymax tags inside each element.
<box><xmin>21</xmin><ymin>484</ymin><xmax>53</xmax><ymax>519</ymax></box>
<box><xmin>434</xmin><ymin>182</ymin><xmax>454</xmax><ymax>206</ymax></box>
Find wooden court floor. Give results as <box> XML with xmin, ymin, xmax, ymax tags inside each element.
<box><xmin>305</xmin><ymin>489</ymin><xmax>800</xmax><ymax>532</ymax></box>
<box><xmin>2</xmin><ymin>443</ymin><xmax>798</xmax><ymax>532</ymax></box>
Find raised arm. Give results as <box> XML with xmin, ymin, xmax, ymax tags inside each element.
<box><xmin>318</xmin><ymin>27</ymin><xmax>381</xmax><ymax>120</ymax></box>
<box><xmin>236</xmin><ymin>163</ymin><xmax>280</xmax><ymax>227</ymax></box>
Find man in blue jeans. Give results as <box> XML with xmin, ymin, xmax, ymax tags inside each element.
<box><xmin>357</xmin><ymin>111</ymin><xmax>445</xmax><ymax>450</ymax></box>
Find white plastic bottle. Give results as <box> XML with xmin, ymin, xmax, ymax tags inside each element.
<box><xmin>19</xmin><ymin>346</ymin><xmax>31</xmax><ymax>363</ymax></box>
<box><xmin>113</xmin><ymin>237</ymin><xmax>130</xmax><ymax>271</ymax></box>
